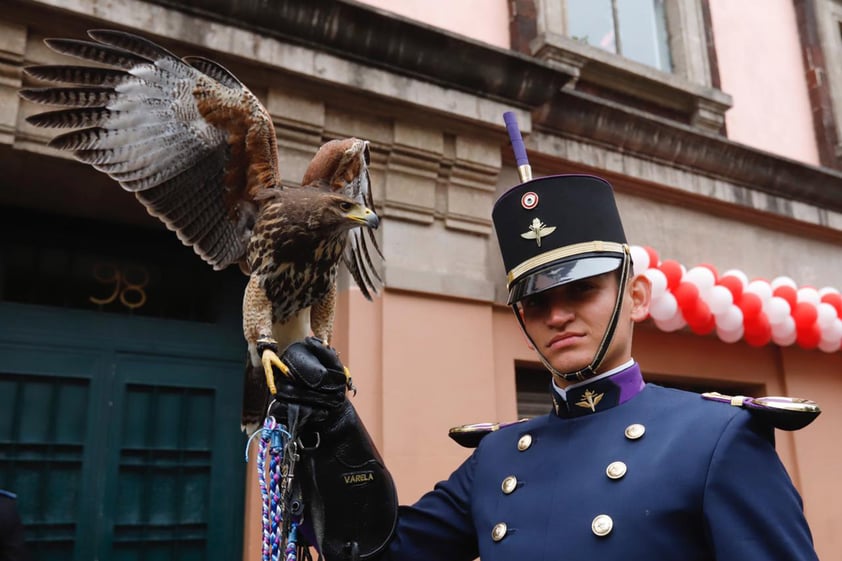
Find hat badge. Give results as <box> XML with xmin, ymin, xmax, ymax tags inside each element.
<box><xmin>520</xmin><ymin>217</ymin><xmax>556</xmax><ymax>247</ymax></box>
<box><xmin>521</xmin><ymin>191</ymin><xmax>539</xmax><ymax>209</ymax></box>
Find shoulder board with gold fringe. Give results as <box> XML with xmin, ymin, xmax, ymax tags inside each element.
<box><xmin>448</xmin><ymin>419</ymin><xmax>529</xmax><ymax>448</ymax></box>
<box><xmin>701</xmin><ymin>392</ymin><xmax>821</xmax><ymax>431</ymax></box>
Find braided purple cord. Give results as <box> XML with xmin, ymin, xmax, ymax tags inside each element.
<box><xmin>284</xmin><ymin>523</ymin><xmax>298</xmax><ymax>561</ymax></box>
<box><xmin>258</xmin><ymin>417</ymin><xmax>276</xmax><ymax>561</ymax></box>
<box><xmin>270</xmin><ymin>448</ymin><xmax>283</xmax><ymax>561</ymax></box>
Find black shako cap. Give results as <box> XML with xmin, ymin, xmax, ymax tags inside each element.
<box><xmin>492</xmin><ymin>174</ymin><xmax>628</xmax><ymax>304</ymax></box>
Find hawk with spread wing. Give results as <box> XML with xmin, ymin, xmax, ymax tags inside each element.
<box><xmin>19</xmin><ymin>29</ymin><xmax>383</xmax><ymax>431</ymax></box>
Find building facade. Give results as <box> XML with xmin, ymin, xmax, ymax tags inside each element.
<box><xmin>1</xmin><ymin>0</ymin><xmax>840</xmax><ymax>559</ymax></box>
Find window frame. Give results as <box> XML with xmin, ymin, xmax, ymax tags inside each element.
<box><xmin>530</xmin><ymin>0</ymin><xmax>731</xmax><ymax>132</ymax></box>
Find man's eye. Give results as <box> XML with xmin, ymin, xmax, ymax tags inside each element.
<box><xmin>522</xmin><ymin>295</ymin><xmax>544</xmax><ymax>309</ymax></box>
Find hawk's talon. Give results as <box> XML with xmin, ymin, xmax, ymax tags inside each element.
<box><xmin>344</xmin><ymin>366</ymin><xmax>357</xmax><ymax>396</ymax></box>
<box><xmin>262</xmin><ymin>348</ymin><xmax>290</xmax><ymax>396</ymax></box>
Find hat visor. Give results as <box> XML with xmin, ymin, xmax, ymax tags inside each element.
<box><xmin>508</xmin><ymin>255</ymin><xmax>623</xmax><ymax>305</ymax></box>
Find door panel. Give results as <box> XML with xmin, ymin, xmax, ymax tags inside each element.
<box><xmin>0</xmin><ymin>304</ymin><xmax>246</xmax><ymax>561</ymax></box>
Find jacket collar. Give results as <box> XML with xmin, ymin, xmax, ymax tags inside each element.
<box><xmin>550</xmin><ymin>362</ymin><xmax>644</xmax><ymax>418</ymax></box>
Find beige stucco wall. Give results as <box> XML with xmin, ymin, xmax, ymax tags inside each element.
<box><xmin>708</xmin><ymin>0</ymin><xmax>821</xmax><ymax>165</ymax></box>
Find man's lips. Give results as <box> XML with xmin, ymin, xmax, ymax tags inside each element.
<box><xmin>547</xmin><ymin>332</ymin><xmax>584</xmax><ymax>350</ymax></box>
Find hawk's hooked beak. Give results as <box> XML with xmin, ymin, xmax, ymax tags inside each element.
<box><xmin>346</xmin><ymin>204</ymin><xmax>380</xmax><ymax>229</ymax></box>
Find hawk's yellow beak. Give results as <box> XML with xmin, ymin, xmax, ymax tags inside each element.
<box><xmin>346</xmin><ymin>205</ymin><xmax>380</xmax><ymax>229</ymax></box>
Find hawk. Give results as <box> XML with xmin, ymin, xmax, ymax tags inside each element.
<box><xmin>19</xmin><ymin>29</ymin><xmax>384</xmax><ymax>432</ymax></box>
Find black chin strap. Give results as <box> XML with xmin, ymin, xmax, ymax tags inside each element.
<box><xmin>514</xmin><ymin>246</ymin><xmax>632</xmax><ymax>382</ymax></box>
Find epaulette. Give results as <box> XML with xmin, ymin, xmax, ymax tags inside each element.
<box><xmin>448</xmin><ymin>419</ymin><xmax>529</xmax><ymax>448</ymax></box>
<box><xmin>0</xmin><ymin>489</ymin><xmax>17</xmax><ymax>500</ymax></box>
<box><xmin>701</xmin><ymin>392</ymin><xmax>821</xmax><ymax>431</ymax></box>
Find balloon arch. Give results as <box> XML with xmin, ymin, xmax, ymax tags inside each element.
<box><xmin>630</xmin><ymin>245</ymin><xmax>842</xmax><ymax>353</ymax></box>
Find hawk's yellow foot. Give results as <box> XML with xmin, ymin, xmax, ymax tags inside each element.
<box><xmin>344</xmin><ymin>366</ymin><xmax>357</xmax><ymax>396</ymax></box>
<box><xmin>261</xmin><ymin>348</ymin><xmax>290</xmax><ymax>396</ymax></box>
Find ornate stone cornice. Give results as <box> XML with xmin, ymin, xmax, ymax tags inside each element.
<box><xmin>536</xmin><ymin>89</ymin><xmax>842</xmax><ymax>214</ymax></box>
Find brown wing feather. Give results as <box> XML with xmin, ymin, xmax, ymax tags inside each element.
<box><xmin>19</xmin><ymin>29</ymin><xmax>280</xmax><ymax>271</ymax></box>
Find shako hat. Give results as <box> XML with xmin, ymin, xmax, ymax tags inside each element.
<box><xmin>492</xmin><ymin>174</ymin><xmax>628</xmax><ymax>304</ymax></box>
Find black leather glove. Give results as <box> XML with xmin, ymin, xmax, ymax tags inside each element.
<box><xmin>267</xmin><ymin>337</ymin><xmax>397</xmax><ymax>561</ymax></box>
<box><xmin>270</xmin><ymin>337</ymin><xmax>348</xmax><ymax>430</ymax></box>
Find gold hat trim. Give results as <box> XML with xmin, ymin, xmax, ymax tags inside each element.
<box><xmin>506</xmin><ymin>241</ymin><xmax>627</xmax><ymax>286</ymax></box>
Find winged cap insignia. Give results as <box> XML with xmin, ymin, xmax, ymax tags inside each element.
<box><xmin>520</xmin><ymin>218</ymin><xmax>556</xmax><ymax>247</ymax></box>
<box><xmin>575</xmin><ymin>389</ymin><xmax>604</xmax><ymax>412</ymax></box>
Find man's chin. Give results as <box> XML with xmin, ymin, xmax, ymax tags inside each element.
<box><xmin>544</xmin><ymin>354</ymin><xmax>593</xmax><ymax>378</ymax></box>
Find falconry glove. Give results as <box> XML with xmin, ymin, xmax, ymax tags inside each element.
<box><xmin>270</xmin><ymin>338</ymin><xmax>398</xmax><ymax>561</ymax></box>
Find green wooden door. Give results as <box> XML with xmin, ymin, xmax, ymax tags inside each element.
<box><xmin>0</xmin><ymin>303</ymin><xmax>247</xmax><ymax>561</ymax></box>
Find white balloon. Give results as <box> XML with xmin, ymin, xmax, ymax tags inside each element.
<box><xmin>818</xmin><ymin>337</ymin><xmax>841</xmax><ymax>353</ymax></box>
<box><xmin>770</xmin><ymin>276</ymin><xmax>797</xmax><ymax>290</ymax></box>
<box><xmin>817</xmin><ymin>302</ymin><xmax>838</xmax><ymax>329</ymax></box>
<box><xmin>821</xmin><ymin>318</ymin><xmax>842</xmax><ymax>343</ymax></box>
<box><xmin>771</xmin><ymin>316</ymin><xmax>796</xmax><ymax>346</ymax></box>
<box><xmin>685</xmin><ymin>267</ymin><xmax>716</xmax><ymax>294</ymax></box>
<box><xmin>797</xmin><ymin>287</ymin><xmax>820</xmax><ymax>305</ymax></box>
<box><xmin>721</xmin><ymin>269</ymin><xmax>748</xmax><ymax>288</ymax></box>
<box><xmin>772</xmin><ymin>329</ymin><xmax>798</xmax><ymax>347</ymax></box>
<box><xmin>716</xmin><ymin>325</ymin><xmax>744</xmax><ymax>343</ymax></box>
<box><xmin>705</xmin><ymin>285</ymin><xmax>733</xmax><ymax>315</ymax></box>
<box><xmin>630</xmin><ymin>245</ymin><xmax>650</xmax><ymax>276</ymax></box>
<box><xmin>715</xmin><ymin>305</ymin><xmax>743</xmax><ymax>331</ymax></box>
<box><xmin>745</xmin><ymin>280</ymin><xmax>773</xmax><ymax>304</ymax></box>
<box><xmin>654</xmin><ymin>312</ymin><xmax>687</xmax><ymax>332</ymax></box>
<box><xmin>644</xmin><ymin>269</ymin><xmax>668</xmax><ymax>300</ymax></box>
<box><xmin>649</xmin><ymin>292</ymin><xmax>678</xmax><ymax>321</ymax></box>
<box><xmin>766</xmin><ymin>297</ymin><xmax>792</xmax><ymax>326</ymax></box>
<box><xmin>771</xmin><ymin>317</ymin><xmax>797</xmax><ymax>346</ymax></box>
<box><xmin>818</xmin><ymin>286</ymin><xmax>841</xmax><ymax>297</ymax></box>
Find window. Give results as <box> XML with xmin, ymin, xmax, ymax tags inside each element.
<box><xmin>567</xmin><ymin>0</ymin><xmax>672</xmax><ymax>72</ymax></box>
<box><xmin>530</xmin><ymin>0</ymin><xmax>731</xmax><ymax>132</ymax></box>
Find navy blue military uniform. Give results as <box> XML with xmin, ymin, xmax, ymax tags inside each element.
<box><xmin>0</xmin><ymin>490</ymin><xmax>31</xmax><ymax>561</ymax></box>
<box><xmin>382</xmin><ymin>363</ymin><xmax>817</xmax><ymax>560</ymax></box>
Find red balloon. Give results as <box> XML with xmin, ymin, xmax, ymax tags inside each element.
<box><xmin>821</xmin><ymin>293</ymin><xmax>842</xmax><ymax>317</ymax></box>
<box><xmin>659</xmin><ymin>260</ymin><xmax>683</xmax><ymax>291</ymax></box>
<box><xmin>738</xmin><ymin>292</ymin><xmax>762</xmax><ymax>321</ymax></box>
<box><xmin>796</xmin><ymin>323</ymin><xmax>821</xmax><ymax>349</ymax></box>
<box><xmin>773</xmin><ymin>285</ymin><xmax>798</xmax><ymax>309</ymax></box>
<box><xmin>687</xmin><ymin>300</ymin><xmax>715</xmax><ymax>335</ymax></box>
<box><xmin>792</xmin><ymin>302</ymin><xmax>818</xmax><ymax>330</ymax></box>
<box><xmin>674</xmin><ymin>281</ymin><xmax>700</xmax><ymax>312</ymax></box>
<box><xmin>644</xmin><ymin>246</ymin><xmax>659</xmax><ymax>269</ymax></box>
<box><xmin>743</xmin><ymin>312</ymin><xmax>771</xmax><ymax>346</ymax></box>
<box><xmin>718</xmin><ymin>276</ymin><xmax>744</xmax><ymax>302</ymax></box>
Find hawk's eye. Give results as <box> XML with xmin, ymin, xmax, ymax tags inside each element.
<box><xmin>339</xmin><ymin>201</ymin><xmax>354</xmax><ymax>212</ymax></box>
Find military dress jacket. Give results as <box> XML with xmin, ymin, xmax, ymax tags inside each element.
<box><xmin>381</xmin><ymin>364</ymin><xmax>818</xmax><ymax>561</ymax></box>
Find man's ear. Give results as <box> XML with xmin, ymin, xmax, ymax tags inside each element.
<box><xmin>629</xmin><ymin>273</ymin><xmax>651</xmax><ymax>322</ymax></box>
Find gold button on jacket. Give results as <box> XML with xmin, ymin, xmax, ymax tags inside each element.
<box><xmin>491</xmin><ymin>522</ymin><xmax>508</xmax><ymax>542</ymax></box>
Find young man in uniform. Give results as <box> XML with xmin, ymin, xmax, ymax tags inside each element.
<box><xmin>272</xmin><ymin>174</ymin><xmax>819</xmax><ymax>560</ymax></box>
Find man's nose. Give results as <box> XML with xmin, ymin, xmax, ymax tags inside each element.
<box><xmin>544</xmin><ymin>299</ymin><xmax>574</xmax><ymax>325</ymax></box>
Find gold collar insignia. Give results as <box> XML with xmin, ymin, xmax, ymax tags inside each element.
<box><xmin>520</xmin><ymin>218</ymin><xmax>556</xmax><ymax>247</ymax></box>
<box><xmin>575</xmin><ymin>389</ymin><xmax>604</xmax><ymax>413</ymax></box>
